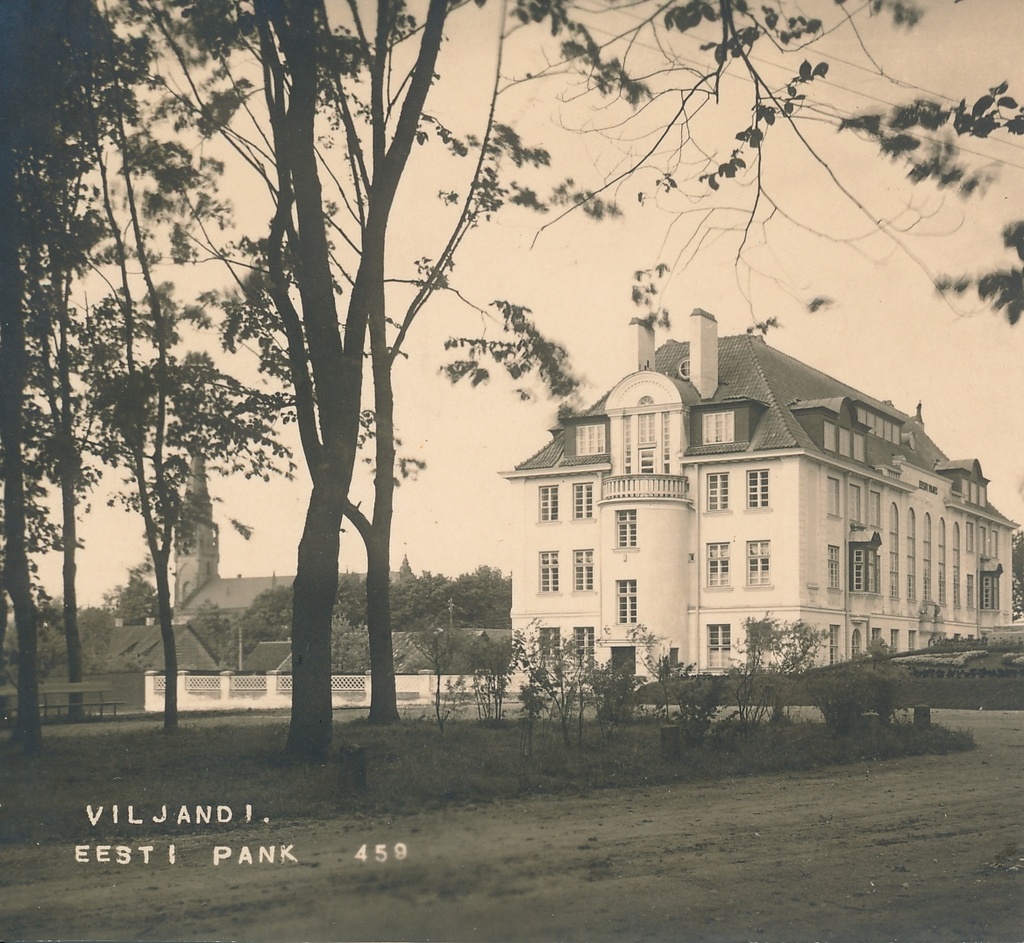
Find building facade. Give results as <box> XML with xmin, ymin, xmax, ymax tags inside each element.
<box><xmin>504</xmin><ymin>311</ymin><xmax>1016</xmax><ymax>674</ymax></box>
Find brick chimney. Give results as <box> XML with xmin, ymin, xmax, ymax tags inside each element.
<box><xmin>629</xmin><ymin>317</ymin><xmax>655</xmax><ymax>372</ymax></box>
<box><xmin>690</xmin><ymin>308</ymin><xmax>718</xmax><ymax>399</ymax></box>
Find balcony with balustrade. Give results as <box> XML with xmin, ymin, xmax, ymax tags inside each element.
<box><xmin>600</xmin><ymin>474</ymin><xmax>690</xmax><ymax>503</ymax></box>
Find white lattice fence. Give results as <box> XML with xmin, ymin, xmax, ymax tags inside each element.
<box><xmin>187</xmin><ymin>675</ymin><xmax>222</xmax><ymax>696</ymax></box>
<box><xmin>331</xmin><ymin>675</ymin><xmax>367</xmax><ymax>700</ymax></box>
<box><xmin>231</xmin><ymin>676</ymin><xmax>267</xmax><ymax>697</ymax></box>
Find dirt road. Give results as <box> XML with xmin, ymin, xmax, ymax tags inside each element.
<box><xmin>3</xmin><ymin>710</ymin><xmax>1022</xmax><ymax>942</ymax></box>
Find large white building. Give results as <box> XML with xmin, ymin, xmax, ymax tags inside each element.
<box><xmin>504</xmin><ymin>311</ymin><xmax>1016</xmax><ymax>674</ymax></box>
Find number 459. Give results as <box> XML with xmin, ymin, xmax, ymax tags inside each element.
<box><xmin>355</xmin><ymin>843</ymin><xmax>407</xmax><ymax>862</ymax></box>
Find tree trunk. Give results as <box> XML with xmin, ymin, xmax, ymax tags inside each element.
<box><xmin>365</xmin><ymin>523</ymin><xmax>399</xmax><ymax>723</ymax></box>
<box><xmin>61</xmin><ymin>468</ymin><xmax>84</xmax><ymax>720</ymax></box>
<box><xmin>365</xmin><ymin>310</ymin><xmax>399</xmax><ymax>722</ymax></box>
<box><xmin>286</xmin><ymin>480</ymin><xmax>345</xmax><ymax>759</ymax></box>
<box><xmin>152</xmin><ymin>549</ymin><xmax>178</xmax><ymax>731</ymax></box>
<box><xmin>0</xmin><ymin>0</ymin><xmax>42</xmax><ymax>755</ymax></box>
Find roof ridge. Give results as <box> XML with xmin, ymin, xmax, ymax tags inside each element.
<box><xmin>752</xmin><ymin>338</ymin><xmax>912</xmax><ymax>420</ymax></box>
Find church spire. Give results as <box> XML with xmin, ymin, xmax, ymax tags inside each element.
<box><xmin>174</xmin><ymin>455</ymin><xmax>220</xmax><ymax>609</ymax></box>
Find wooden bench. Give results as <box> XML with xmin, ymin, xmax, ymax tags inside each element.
<box><xmin>0</xmin><ymin>682</ymin><xmax>124</xmax><ymax>723</ymax></box>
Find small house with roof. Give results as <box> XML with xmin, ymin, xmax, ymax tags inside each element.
<box><xmin>504</xmin><ymin>310</ymin><xmax>1017</xmax><ymax>674</ymax></box>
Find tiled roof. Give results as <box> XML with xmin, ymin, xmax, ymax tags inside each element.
<box><xmin>107</xmin><ymin>623</ymin><xmax>221</xmax><ymax>671</ymax></box>
<box><xmin>179</xmin><ymin>575</ymin><xmax>292</xmax><ymax>615</ymax></box>
<box><xmin>515</xmin><ymin>332</ymin><xmax>958</xmax><ymax>477</ymax></box>
<box><xmin>243</xmin><ymin>641</ymin><xmax>292</xmax><ymax>673</ymax></box>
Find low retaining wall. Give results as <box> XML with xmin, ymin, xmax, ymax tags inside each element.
<box><xmin>143</xmin><ymin>670</ymin><xmax>482</xmax><ymax>712</ymax></box>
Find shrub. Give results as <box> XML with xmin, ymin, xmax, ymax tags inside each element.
<box><xmin>670</xmin><ymin>672</ymin><xmax>724</xmax><ymax>746</ymax></box>
<box><xmin>590</xmin><ymin>663</ymin><xmax>640</xmax><ymax>738</ymax></box>
<box><xmin>806</xmin><ymin>658</ymin><xmax>909</xmax><ymax>735</ymax></box>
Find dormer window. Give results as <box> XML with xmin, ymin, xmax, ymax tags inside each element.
<box><xmin>678</xmin><ymin>359</ymin><xmax>690</xmax><ymax>380</ymax></box>
<box><xmin>576</xmin><ymin>424</ymin><xmax>607</xmax><ymax>456</ymax></box>
<box><xmin>823</xmin><ymin>420</ymin><xmax>837</xmax><ymax>452</ymax></box>
<box><xmin>702</xmin><ymin>411</ymin><xmax>734</xmax><ymax>444</ymax></box>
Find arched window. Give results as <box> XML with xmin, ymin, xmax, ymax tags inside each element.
<box><xmin>889</xmin><ymin>504</ymin><xmax>900</xmax><ymax>599</ymax></box>
<box><xmin>851</xmin><ymin>628</ymin><xmax>862</xmax><ymax>656</ymax></box>
<box><xmin>938</xmin><ymin>518</ymin><xmax>947</xmax><ymax>606</ymax></box>
<box><xmin>907</xmin><ymin>508</ymin><xmax>917</xmax><ymax>602</ymax></box>
<box><xmin>953</xmin><ymin>523</ymin><xmax>961</xmax><ymax>607</ymax></box>
<box><xmin>923</xmin><ymin>513</ymin><xmax>932</xmax><ymax>601</ymax></box>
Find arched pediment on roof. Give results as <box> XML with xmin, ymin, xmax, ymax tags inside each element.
<box><xmin>936</xmin><ymin>458</ymin><xmax>986</xmax><ymax>482</ymax></box>
<box><xmin>790</xmin><ymin>396</ymin><xmax>860</xmax><ymax>426</ymax></box>
<box><xmin>606</xmin><ymin>372</ymin><xmax>684</xmax><ymax>412</ymax></box>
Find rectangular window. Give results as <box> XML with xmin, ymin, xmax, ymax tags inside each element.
<box><xmin>889</xmin><ymin>505</ymin><xmax>900</xmax><ymax>600</ymax></box>
<box><xmin>869</xmin><ymin>491</ymin><xmax>881</xmax><ymax>528</ymax></box>
<box><xmin>827</xmin><ymin>477</ymin><xmax>841</xmax><ymax>516</ymax></box>
<box><xmin>829</xmin><ymin>625</ymin><xmax>840</xmax><ymax>664</ymax></box>
<box><xmin>839</xmin><ymin>427</ymin><xmax>852</xmax><ymax>457</ymax></box>
<box><xmin>623</xmin><ymin>415</ymin><xmax>632</xmax><ymax>474</ymax></box>
<box><xmin>966</xmin><ymin>574</ymin><xmax>975</xmax><ymax>609</ymax></box>
<box><xmin>707</xmin><ymin>543</ymin><xmax>731</xmax><ymax>587</ymax></box>
<box><xmin>848</xmin><ymin>483</ymin><xmax>862</xmax><ymax>523</ymax></box>
<box><xmin>828</xmin><ymin>545</ymin><xmax>841</xmax><ymax>590</ymax></box>
<box><xmin>747</xmin><ymin>470</ymin><xmax>769</xmax><ymax>509</ymax></box>
<box><xmin>539</xmin><ymin>627</ymin><xmax>560</xmax><ymax>665</ymax></box>
<box><xmin>539</xmin><ymin>485</ymin><xmax>559</xmax><ymax>522</ymax></box>
<box><xmin>707</xmin><ymin>473</ymin><xmax>730</xmax><ymax>511</ymax></box>
<box><xmin>637</xmin><ymin>412</ymin><xmax>656</xmax><ymax>445</ymax></box>
<box><xmin>616</xmin><ymin>509</ymin><xmax>637</xmax><ymax>548</ymax></box>
<box><xmin>703</xmin><ymin>411</ymin><xmax>735</xmax><ymax>444</ymax></box>
<box><xmin>574</xmin><ymin>626</ymin><xmax>595</xmax><ymax>665</ymax></box>
<box><xmin>823</xmin><ymin>420</ymin><xmax>837</xmax><ymax>452</ymax></box>
<box><xmin>747</xmin><ymin>540</ymin><xmax>771</xmax><ymax>586</ymax></box>
<box><xmin>539</xmin><ymin>551</ymin><xmax>559</xmax><ymax>593</ymax></box>
<box><xmin>572</xmin><ymin>482</ymin><xmax>593</xmax><ymax>520</ymax></box>
<box><xmin>616</xmin><ymin>579</ymin><xmax>638</xmax><ymax>624</ymax></box>
<box><xmin>953</xmin><ymin>526</ymin><xmax>961</xmax><ymax>607</ymax></box>
<box><xmin>662</xmin><ymin>413</ymin><xmax>671</xmax><ymax>473</ymax></box>
<box><xmin>981</xmin><ymin>575</ymin><xmax>999</xmax><ymax>610</ymax></box>
<box><xmin>708</xmin><ymin>624</ymin><xmax>731</xmax><ymax>669</ymax></box>
<box><xmin>890</xmin><ymin>629</ymin><xmax>899</xmax><ymax>652</ymax></box>
<box><xmin>639</xmin><ymin>448</ymin><xmax>656</xmax><ymax>475</ymax></box>
<box><xmin>576</xmin><ymin>424</ymin><xmax>606</xmax><ymax>456</ymax></box>
<box><xmin>979</xmin><ymin>526</ymin><xmax>987</xmax><ymax>556</ymax></box>
<box><xmin>573</xmin><ymin>550</ymin><xmax>594</xmax><ymax>592</ymax></box>
<box><xmin>966</xmin><ymin>521</ymin><xmax>974</xmax><ymax>553</ymax></box>
<box><xmin>853</xmin><ymin>433</ymin><xmax>866</xmax><ymax>463</ymax></box>
<box><xmin>908</xmin><ymin>630</ymin><xmax>917</xmax><ymax>651</ymax></box>
<box><xmin>851</xmin><ymin>547</ymin><xmax>879</xmax><ymax>594</ymax></box>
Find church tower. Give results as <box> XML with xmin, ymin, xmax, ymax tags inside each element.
<box><xmin>174</xmin><ymin>455</ymin><xmax>220</xmax><ymax>609</ymax></box>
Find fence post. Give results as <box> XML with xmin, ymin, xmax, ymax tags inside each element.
<box><xmin>219</xmin><ymin>670</ymin><xmax>233</xmax><ymax>704</ymax></box>
<box><xmin>177</xmin><ymin>670</ymin><xmax>189</xmax><ymax>709</ymax></box>
<box><xmin>144</xmin><ymin>671</ymin><xmax>159</xmax><ymax>712</ymax></box>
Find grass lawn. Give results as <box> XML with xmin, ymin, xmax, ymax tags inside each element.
<box><xmin>0</xmin><ymin>712</ymin><xmax>973</xmax><ymax>845</ymax></box>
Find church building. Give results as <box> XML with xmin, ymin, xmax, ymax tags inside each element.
<box><xmin>174</xmin><ymin>457</ymin><xmax>292</xmax><ymax>619</ymax></box>
<box><xmin>504</xmin><ymin>311</ymin><xmax>1016</xmax><ymax>674</ymax></box>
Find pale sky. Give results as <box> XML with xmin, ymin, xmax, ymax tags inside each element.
<box><xmin>35</xmin><ymin>0</ymin><xmax>1024</xmax><ymax>606</ymax></box>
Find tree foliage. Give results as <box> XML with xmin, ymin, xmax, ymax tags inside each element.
<box><xmin>1012</xmin><ymin>529</ymin><xmax>1023</xmax><ymax>623</ymax></box>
